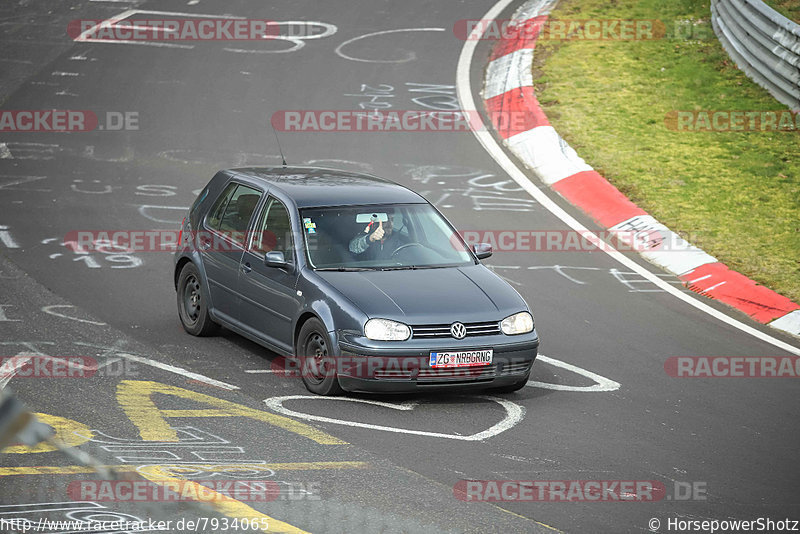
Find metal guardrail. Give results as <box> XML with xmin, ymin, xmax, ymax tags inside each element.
<box><xmin>711</xmin><ymin>0</ymin><xmax>800</xmax><ymax>111</ymax></box>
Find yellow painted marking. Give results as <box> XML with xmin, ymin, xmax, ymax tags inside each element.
<box><xmin>0</xmin><ymin>466</ymin><xmax>100</xmax><ymax>475</ymax></box>
<box><xmin>116</xmin><ymin>380</ymin><xmax>345</xmax><ymax>445</ymax></box>
<box><xmin>0</xmin><ymin>461</ymin><xmax>369</xmax><ymax>476</ymax></box>
<box><xmin>138</xmin><ymin>465</ymin><xmax>308</xmax><ymax>533</ymax></box>
<box><xmin>2</xmin><ymin>413</ymin><xmax>93</xmax><ymax>454</ymax></box>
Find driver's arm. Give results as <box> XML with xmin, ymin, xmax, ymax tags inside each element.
<box><xmin>349</xmin><ymin>221</ymin><xmax>383</xmax><ymax>254</ymax></box>
<box><xmin>349</xmin><ymin>233</ymin><xmax>369</xmax><ymax>254</ymax></box>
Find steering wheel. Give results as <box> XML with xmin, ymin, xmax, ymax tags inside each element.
<box><xmin>391</xmin><ymin>242</ymin><xmax>424</xmax><ymax>257</ymax></box>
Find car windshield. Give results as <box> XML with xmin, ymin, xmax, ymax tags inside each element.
<box><xmin>300</xmin><ymin>204</ymin><xmax>475</xmax><ymax>270</ymax></box>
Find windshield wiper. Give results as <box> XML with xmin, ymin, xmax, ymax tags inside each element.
<box><xmin>315</xmin><ymin>267</ymin><xmax>377</xmax><ymax>272</ymax></box>
<box><xmin>378</xmin><ymin>265</ymin><xmax>420</xmax><ymax>271</ymax></box>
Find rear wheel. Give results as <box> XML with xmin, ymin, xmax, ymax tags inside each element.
<box><xmin>177</xmin><ymin>262</ymin><xmax>219</xmax><ymax>336</ymax></box>
<box><xmin>297</xmin><ymin>318</ymin><xmax>343</xmax><ymax>396</ymax></box>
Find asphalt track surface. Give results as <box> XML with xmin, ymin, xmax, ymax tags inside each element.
<box><xmin>0</xmin><ymin>1</ymin><xmax>798</xmax><ymax>533</ymax></box>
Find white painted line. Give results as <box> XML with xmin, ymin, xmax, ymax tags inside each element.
<box><xmin>335</xmin><ymin>28</ymin><xmax>446</xmax><ymax>63</ymax></box>
<box><xmin>0</xmin><ymin>226</ymin><xmax>20</xmax><ymax>249</ymax></box>
<box><xmin>79</xmin><ymin>39</ymin><xmax>194</xmax><ymax>49</ymax></box>
<box><xmin>457</xmin><ymin>0</ymin><xmax>800</xmax><ymax>356</ymax></box>
<box><xmin>244</xmin><ymin>369</ymin><xmax>275</xmax><ymax>374</ymax></box>
<box><xmin>264</xmin><ymin>395</ymin><xmax>524</xmax><ymax>441</ymax></box>
<box><xmin>41</xmin><ymin>305</ymin><xmax>107</xmax><ymax>326</ymax></box>
<box><xmin>687</xmin><ymin>274</ymin><xmax>712</xmax><ymax>284</ymax></box>
<box><xmin>0</xmin><ymin>502</ymin><xmax>105</xmax><ymax>514</ymax></box>
<box><xmin>268</xmin><ymin>21</ymin><xmax>338</xmax><ymax>40</ymax></box>
<box><xmin>117</xmin><ymin>353</ymin><xmax>239</xmax><ymax>390</ymax></box>
<box><xmin>74</xmin><ymin>9</ymin><xmax>136</xmax><ymax>42</ymax></box>
<box><xmin>528</xmin><ymin>354</ymin><xmax>620</xmax><ymax>392</ymax></box>
<box><xmin>703</xmin><ymin>281</ymin><xmax>727</xmax><ymax>292</ymax></box>
<box><xmin>137</xmin><ymin>205</ymin><xmax>188</xmax><ymax>223</ymax></box>
<box><xmin>0</xmin><ymin>176</ymin><xmax>50</xmax><ymax>192</ymax></box>
<box><xmin>51</xmin><ymin>72</ymin><xmax>81</xmax><ymax>77</ymax></box>
<box><xmin>0</xmin><ymin>353</ymin><xmax>33</xmax><ymax>389</ymax></box>
<box><xmin>0</xmin><ymin>305</ymin><xmax>21</xmax><ymax>322</ymax></box>
<box><xmin>126</xmin><ymin>9</ymin><xmax>242</xmax><ymax>18</ymax></box>
<box><xmin>108</xmin><ymin>352</ymin><xmax>239</xmax><ymax>390</ymax></box>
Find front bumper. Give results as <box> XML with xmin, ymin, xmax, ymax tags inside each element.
<box><xmin>334</xmin><ymin>330</ymin><xmax>539</xmax><ymax>393</ymax></box>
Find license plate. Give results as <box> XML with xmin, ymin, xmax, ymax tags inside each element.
<box><xmin>429</xmin><ymin>349</ymin><xmax>493</xmax><ymax>368</ymax></box>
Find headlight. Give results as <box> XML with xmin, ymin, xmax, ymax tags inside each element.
<box><xmin>364</xmin><ymin>318</ymin><xmax>411</xmax><ymax>341</ymax></box>
<box><xmin>500</xmin><ymin>312</ymin><xmax>534</xmax><ymax>335</ymax></box>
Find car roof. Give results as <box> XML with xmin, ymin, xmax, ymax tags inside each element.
<box><xmin>227</xmin><ymin>166</ymin><xmax>428</xmax><ymax>208</ymax></box>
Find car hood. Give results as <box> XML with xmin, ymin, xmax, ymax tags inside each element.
<box><xmin>315</xmin><ymin>264</ymin><xmax>527</xmax><ymax>324</ymax></box>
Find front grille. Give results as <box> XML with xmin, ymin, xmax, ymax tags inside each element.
<box><xmin>411</xmin><ymin>321</ymin><xmax>501</xmax><ymax>339</ymax></box>
<box><xmin>417</xmin><ymin>364</ymin><xmax>497</xmax><ymax>382</ymax></box>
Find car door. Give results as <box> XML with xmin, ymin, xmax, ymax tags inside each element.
<box><xmin>238</xmin><ymin>195</ymin><xmax>301</xmax><ymax>353</ymax></box>
<box><xmin>201</xmin><ymin>182</ymin><xmax>263</xmax><ymax>322</ymax></box>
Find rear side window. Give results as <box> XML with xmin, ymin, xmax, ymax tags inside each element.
<box><xmin>206</xmin><ymin>183</ymin><xmax>263</xmax><ymax>244</ymax></box>
<box><xmin>206</xmin><ymin>182</ymin><xmax>238</xmax><ymax>230</ymax></box>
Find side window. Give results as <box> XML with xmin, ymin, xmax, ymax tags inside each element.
<box><xmin>205</xmin><ymin>183</ymin><xmax>263</xmax><ymax>245</ymax></box>
<box><xmin>250</xmin><ymin>197</ymin><xmax>294</xmax><ymax>258</ymax></box>
<box><xmin>206</xmin><ymin>182</ymin><xmax>238</xmax><ymax>230</ymax></box>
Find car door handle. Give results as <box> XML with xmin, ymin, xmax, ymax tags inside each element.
<box><xmin>241</xmin><ymin>262</ymin><xmax>252</xmax><ymax>274</ymax></box>
<box><xmin>199</xmin><ymin>240</ymin><xmax>211</xmax><ymax>250</ymax></box>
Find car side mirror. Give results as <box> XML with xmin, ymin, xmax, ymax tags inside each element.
<box><xmin>472</xmin><ymin>243</ymin><xmax>492</xmax><ymax>260</ymax></box>
<box><xmin>264</xmin><ymin>251</ymin><xmax>294</xmax><ymax>273</ymax></box>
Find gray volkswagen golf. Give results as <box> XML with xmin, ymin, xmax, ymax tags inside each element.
<box><xmin>174</xmin><ymin>167</ymin><xmax>539</xmax><ymax>395</ymax></box>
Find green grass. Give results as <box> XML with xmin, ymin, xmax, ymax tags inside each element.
<box><xmin>535</xmin><ymin>0</ymin><xmax>800</xmax><ymax>304</ymax></box>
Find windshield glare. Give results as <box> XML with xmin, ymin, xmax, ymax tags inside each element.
<box><xmin>301</xmin><ymin>204</ymin><xmax>475</xmax><ymax>270</ymax></box>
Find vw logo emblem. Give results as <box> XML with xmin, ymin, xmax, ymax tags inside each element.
<box><xmin>450</xmin><ymin>322</ymin><xmax>467</xmax><ymax>339</ymax></box>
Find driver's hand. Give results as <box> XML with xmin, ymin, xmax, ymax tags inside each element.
<box><xmin>369</xmin><ymin>221</ymin><xmax>384</xmax><ymax>242</ymax></box>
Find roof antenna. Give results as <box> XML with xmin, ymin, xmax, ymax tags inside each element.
<box><xmin>272</xmin><ymin>125</ymin><xmax>288</xmax><ymax>167</ymax></box>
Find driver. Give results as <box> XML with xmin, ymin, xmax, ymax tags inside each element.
<box><xmin>349</xmin><ymin>213</ymin><xmax>408</xmax><ymax>260</ymax></box>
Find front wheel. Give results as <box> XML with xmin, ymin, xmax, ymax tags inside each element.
<box><xmin>177</xmin><ymin>262</ymin><xmax>219</xmax><ymax>336</ymax></box>
<box><xmin>297</xmin><ymin>318</ymin><xmax>343</xmax><ymax>396</ymax></box>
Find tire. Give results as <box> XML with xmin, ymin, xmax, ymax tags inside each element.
<box><xmin>493</xmin><ymin>371</ymin><xmax>531</xmax><ymax>393</ymax></box>
<box><xmin>177</xmin><ymin>262</ymin><xmax>220</xmax><ymax>337</ymax></box>
<box><xmin>297</xmin><ymin>318</ymin><xmax>343</xmax><ymax>396</ymax></box>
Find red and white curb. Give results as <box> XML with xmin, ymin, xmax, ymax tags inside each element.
<box><xmin>480</xmin><ymin>0</ymin><xmax>800</xmax><ymax>337</ymax></box>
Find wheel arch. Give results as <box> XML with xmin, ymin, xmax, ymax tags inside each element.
<box><xmin>174</xmin><ymin>256</ymin><xmax>193</xmax><ymax>289</ymax></box>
